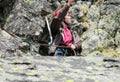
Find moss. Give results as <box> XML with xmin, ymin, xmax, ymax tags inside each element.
<box><xmin>26</xmin><ymin>71</ymin><xmax>37</xmax><ymax>76</ymax></box>
<box><xmin>12</xmin><ymin>67</ymin><xmax>19</xmax><ymax>71</ymax></box>
<box><xmin>82</xmin><ymin>15</ymin><xmax>88</xmax><ymax>22</ymax></box>
<box><xmin>81</xmin><ymin>7</ymin><xmax>89</xmax><ymax>14</ymax></box>
<box><xmin>0</xmin><ymin>67</ymin><xmax>3</xmax><ymax>71</ymax></box>
<box><xmin>25</xmin><ymin>0</ymin><xmax>30</xmax><ymax>5</ymax></box>
<box><xmin>102</xmin><ymin>48</ymin><xmax>119</xmax><ymax>57</ymax></box>
<box><xmin>66</xmin><ymin>80</ymin><xmax>74</xmax><ymax>82</ymax></box>
<box><xmin>89</xmin><ymin>51</ymin><xmax>101</xmax><ymax>57</ymax></box>
<box><xmin>81</xmin><ymin>22</ymin><xmax>89</xmax><ymax>29</ymax></box>
<box><xmin>117</xmin><ymin>13</ymin><xmax>120</xmax><ymax>17</ymax></box>
<box><xmin>108</xmin><ymin>40</ymin><xmax>114</xmax><ymax>46</ymax></box>
<box><xmin>96</xmin><ymin>46</ymin><xmax>120</xmax><ymax>57</ymax></box>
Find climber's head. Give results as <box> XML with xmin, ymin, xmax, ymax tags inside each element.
<box><xmin>54</xmin><ymin>9</ymin><xmax>72</xmax><ymax>25</ymax></box>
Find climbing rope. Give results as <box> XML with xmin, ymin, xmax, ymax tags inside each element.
<box><xmin>39</xmin><ymin>43</ymin><xmax>77</xmax><ymax>56</ymax></box>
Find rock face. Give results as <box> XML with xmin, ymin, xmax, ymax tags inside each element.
<box><xmin>0</xmin><ymin>56</ymin><xmax>120</xmax><ymax>82</ymax></box>
<box><xmin>3</xmin><ymin>0</ymin><xmax>51</xmax><ymax>36</ymax></box>
<box><xmin>70</xmin><ymin>0</ymin><xmax>120</xmax><ymax>57</ymax></box>
<box><xmin>0</xmin><ymin>0</ymin><xmax>52</xmax><ymax>56</ymax></box>
<box><xmin>0</xmin><ymin>0</ymin><xmax>120</xmax><ymax>57</ymax></box>
<box><xmin>0</xmin><ymin>29</ymin><xmax>30</xmax><ymax>58</ymax></box>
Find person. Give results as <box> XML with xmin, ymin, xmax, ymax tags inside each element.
<box><xmin>49</xmin><ymin>0</ymin><xmax>82</xmax><ymax>56</ymax></box>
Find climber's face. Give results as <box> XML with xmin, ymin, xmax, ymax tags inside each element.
<box><xmin>64</xmin><ymin>11</ymin><xmax>72</xmax><ymax>25</ymax></box>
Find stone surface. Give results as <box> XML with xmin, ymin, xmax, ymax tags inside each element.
<box><xmin>3</xmin><ymin>0</ymin><xmax>51</xmax><ymax>36</ymax></box>
<box><xmin>0</xmin><ymin>56</ymin><xmax>120</xmax><ymax>82</ymax></box>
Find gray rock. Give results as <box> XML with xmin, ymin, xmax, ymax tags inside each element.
<box><xmin>0</xmin><ymin>56</ymin><xmax>120</xmax><ymax>82</ymax></box>
<box><xmin>3</xmin><ymin>0</ymin><xmax>51</xmax><ymax>37</ymax></box>
<box><xmin>81</xmin><ymin>29</ymin><xmax>114</xmax><ymax>56</ymax></box>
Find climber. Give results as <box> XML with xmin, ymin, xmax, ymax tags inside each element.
<box><xmin>49</xmin><ymin>0</ymin><xmax>82</xmax><ymax>56</ymax></box>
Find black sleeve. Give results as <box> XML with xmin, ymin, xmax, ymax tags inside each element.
<box><xmin>50</xmin><ymin>5</ymin><xmax>70</xmax><ymax>37</ymax></box>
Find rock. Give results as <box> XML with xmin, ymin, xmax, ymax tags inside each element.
<box><xmin>81</xmin><ymin>29</ymin><xmax>114</xmax><ymax>56</ymax></box>
<box><xmin>3</xmin><ymin>0</ymin><xmax>51</xmax><ymax>37</ymax></box>
<box><xmin>0</xmin><ymin>56</ymin><xmax>120</xmax><ymax>82</ymax></box>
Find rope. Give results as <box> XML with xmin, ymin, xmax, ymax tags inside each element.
<box><xmin>39</xmin><ymin>43</ymin><xmax>77</xmax><ymax>56</ymax></box>
<box><xmin>39</xmin><ymin>43</ymin><xmax>69</xmax><ymax>48</ymax></box>
<box><xmin>45</xmin><ymin>17</ymin><xmax>53</xmax><ymax>45</ymax></box>
<box><xmin>73</xmin><ymin>49</ymin><xmax>77</xmax><ymax>56</ymax></box>
<box><xmin>64</xmin><ymin>49</ymin><xmax>68</xmax><ymax>56</ymax></box>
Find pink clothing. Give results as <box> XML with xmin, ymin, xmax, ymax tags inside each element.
<box><xmin>61</xmin><ymin>26</ymin><xmax>72</xmax><ymax>46</ymax></box>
